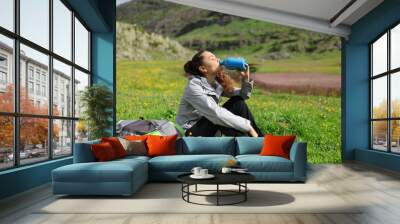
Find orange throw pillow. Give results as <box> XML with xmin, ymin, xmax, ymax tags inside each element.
<box><xmin>260</xmin><ymin>134</ymin><xmax>296</xmax><ymax>159</ymax></box>
<box><xmin>146</xmin><ymin>134</ymin><xmax>178</xmax><ymax>157</ymax></box>
<box><xmin>91</xmin><ymin>142</ymin><xmax>118</xmax><ymax>162</ymax></box>
<box><xmin>101</xmin><ymin>137</ymin><xmax>127</xmax><ymax>158</ymax></box>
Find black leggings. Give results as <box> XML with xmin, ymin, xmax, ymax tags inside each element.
<box><xmin>184</xmin><ymin>95</ymin><xmax>263</xmax><ymax>137</ymax></box>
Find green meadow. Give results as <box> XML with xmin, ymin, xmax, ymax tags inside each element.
<box><xmin>117</xmin><ymin>60</ymin><xmax>341</xmax><ymax>164</ymax></box>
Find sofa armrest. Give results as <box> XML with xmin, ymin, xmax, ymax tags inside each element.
<box><xmin>289</xmin><ymin>142</ymin><xmax>307</xmax><ymax>181</ymax></box>
<box><xmin>73</xmin><ymin>140</ymin><xmax>100</xmax><ymax>163</ymax></box>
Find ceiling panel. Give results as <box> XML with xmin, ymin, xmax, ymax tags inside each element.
<box><xmin>227</xmin><ymin>0</ymin><xmax>351</xmax><ymax>21</ymax></box>
<box><xmin>165</xmin><ymin>0</ymin><xmax>384</xmax><ymax>37</ymax></box>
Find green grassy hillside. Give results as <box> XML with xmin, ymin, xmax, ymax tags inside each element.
<box><xmin>117</xmin><ymin>22</ymin><xmax>194</xmax><ymax>60</ymax></box>
<box><xmin>117</xmin><ymin>60</ymin><xmax>341</xmax><ymax>163</ymax></box>
<box><xmin>176</xmin><ymin>19</ymin><xmax>340</xmax><ymax>60</ymax></box>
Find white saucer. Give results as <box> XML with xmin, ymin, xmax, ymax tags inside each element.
<box><xmin>190</xmin><ymin>174</ymin><xmax>215</xmax><ymax>179</ymax></box>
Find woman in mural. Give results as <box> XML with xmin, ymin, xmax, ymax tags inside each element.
<box><xmin>176</xmin><ymin>50</ymin><xmax>263</xmax><ymax>137</ymax></box>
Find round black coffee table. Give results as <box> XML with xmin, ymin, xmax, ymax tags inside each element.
<box><xmin>177</xmin><ymin>172</ymin><xmax>255</xmax><ymax>206</ymax></box>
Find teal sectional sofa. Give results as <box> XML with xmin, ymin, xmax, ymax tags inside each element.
<box><xmin>52</xmin><ymin>137</ymin><xmax>307</xmax><ymax>196</ymax></box>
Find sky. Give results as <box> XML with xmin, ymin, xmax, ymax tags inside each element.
<box><xmin>0</xmin><ymin>0</ymin><xmax>89</xmax><ymax>71</ymax></box>
<box><xmin>117</xmin><ymin>0</ymin><xmax>132</xmax><ymax>6</ymax></box>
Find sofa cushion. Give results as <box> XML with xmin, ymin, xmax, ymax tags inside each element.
<box><xmin>149</xmin><ymin>154</ymin><xmax>235</xmax><ymax>172</ymax></box>
<box><xmin>114</xmin><ymin>155</ymin><xmax>150</xmax><ymax>163</ymax></box>
<box><xmin>235</xmin><ymin>137</ymin><xmax>264</xmax><ymax>155</ymax></box>
<box><xmin>236</xmin><ymin>155</ymin><xmax>293</xmax><ymax>172</ymax></box>
<box><xmin>52</xmin><ymin>158</ymin><xmax>147</xmax><ymax>183</ymax></box>
<box><xmin>178</xmin><ymin>137</ymin><xmax>236</xmax><ymax>155</ymax></box>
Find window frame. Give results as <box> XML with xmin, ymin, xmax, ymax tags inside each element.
<box><xmin>0</xmin><ymin>0</ymin><xmax>92</xmax><ymax>171</ymax></box>
<box><xmin>369</xmin><ymin>20</ymin><xmax>400</xmax><ymax>154</ymax></box>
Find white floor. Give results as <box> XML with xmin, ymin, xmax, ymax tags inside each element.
<box><xmin>1</xmin><ymin>162</ymin><xmax>400</xmax><ymax>224</ymax></box>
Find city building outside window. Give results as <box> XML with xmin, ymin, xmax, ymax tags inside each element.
<box><xmin>0</xmin><ymin>0</ymin><xmax>91</xmax><ymax>170</ymax></box>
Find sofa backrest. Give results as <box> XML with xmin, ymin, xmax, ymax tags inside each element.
<box><xmin>235</xmin><ymin>137</ymin><xmax>264</xmax><ymax>155</ymax></box>
<box><xmin>75</xmin><ymin>136</ymin><xmax>287</xmax><ymax>160</ymax></box>
<box><xmin>177</xmin><ymin>137</ymin><xmax>236</xmax><ymax>155</ymax></box>
<box><xmin>73</xmin><ymin>139</ymin><xmax>101</xmax><ymax>163</ymax></box>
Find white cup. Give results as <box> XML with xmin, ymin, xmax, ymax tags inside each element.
<box><xmin>221</xmin><ymin>167</ymin><xmax>232</xmax><ymax>174</ymax></box>
<box><xmin>200</xmin><ymin>169</ymin><xmax>208</xmax><ymax>176</ymax></box>
<box><xmin>191</xmin><ymin>167</ymin><xmax>202</xmax><ymax>176</ymax></box>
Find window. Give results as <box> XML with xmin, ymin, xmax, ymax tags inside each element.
<box><xmin>20</xmin><ymin>45</ymin><xmax>49</xmax><ymax>117</ymax></box>
<box><xmin>53</xmin><ymin>0</ymin><xmax>72</xmax><ymax>60</ymax></box>
<box><xmin>20</xmin><ymin>117</ymin><xmax>49</xmax><ymax>165</ymax></box>
<box><xmin>370</xmin><ymin>23</ymin><xmax>400</xmax><ymax>154</ymax></box>
<box><xmin>54</xmin><ymin>89</ymin><xmax>58</xmax><ymax>103</ymax></box>
<box><xmin>41</xmin><ymin>73</ymin><xmax>46</xmax><ymax>83</ymax></box>
<box><xmin>28</xmin><ymin>81</ymin><xmax>34</xmax><ymax>94</ymax></box>
<box><xmin>74</xmin><ymin>69</ymin><xmax>89</xmax><ymax>142</ymax></box>
<box><xmin>0</xmin><ymin>0</ymin><xmax>14</xmax><ymax>32</ymax></box>
<box><xmin>391</xmin><ymin>24</ymin><xmax>400</xmax><ymax>70</ymax></box>
<box><xmin>36</xmin><ymin>84</ymin><xmax>40</xmax><ymax>95</ymax></box>
<box><xmin>74</xmin><ymin>69</ymin><xmax>89</xmax><ymax>119</ymax></box>
<box><xmin>0</xmin><ymin>54</ymin><xmax>7</xmax><ymax>86</ymax></box>
<box><xmin>75</xmin><ymin>17</ymin><xmax>89</xmax><ymax>70</ymax></box>
<box><xmin>0</xmin><ymin>0</ymin><xmax>91</xmax><ymax>170</ymax></box>
<box><xmin>0</xmin><ymin>55</ymin><xmax>7</xmax><ymax>67</ymax></box>
<box><xmin>20</xmin><ymin>0</ymin><xmax>49</xmax><ymax>49</ymax></box>
<box><xmin>42</xmin><ymin>85</ymin><xmax>46</xmax><ymax>97</ymax></box>
<box><xmin>53</xmin><ymin>119</ymin><xmax>72</xmax><ymax>158</ymax></box>
<box><xmin>0</xmin><ymin>116</ymin><xmax>13</xmax><ymax>170</ymax></box>
<box><xmin>53</xmin><ymin>59</ymin><xmax>72</xmax><ymax>117</ymax></box>
<box><xmin>35</xmin><ymin>70</ymin><xmax>41</xmax><ymax>81</ymax></box>
<box><xmin>0</xmin><ymin>34</ymin><xmax>13</xmax><ymax>113</ymax></box>
<box><xmin>0</xmin><ymin>71</ymin><xmax>6</xmax><ymax>85</ymax></box>
<box><xmin>28</xmin><ymin>67</ymin><xmax>34</xmax><ymax>80</ymax></box>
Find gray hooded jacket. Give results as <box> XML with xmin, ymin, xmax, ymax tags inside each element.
<box><xmin>175</xmin><ymin>74</ymin><xmax>254</xmax><ymax>133</ymax></box>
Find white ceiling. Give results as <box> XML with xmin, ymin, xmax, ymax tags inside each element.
<box><xmin>227</xmin><ymin>0</ymin><xmax>352</xmax><ymax>22</ymax></box>
<box><xmin>165</xmin><ymin>0</ymin><xmax>384</xmax><ymax>37</ymax></box>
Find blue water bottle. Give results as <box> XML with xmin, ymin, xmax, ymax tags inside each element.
<box><xmin>220</xmin><ymin>57</ymin><xmax>248</xmax><ymax>71</ymax></box>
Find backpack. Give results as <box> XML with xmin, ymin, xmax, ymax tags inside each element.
<box><xmin>116</xmin><ymin>119</ymin><xmax>185</xmax><ymax>137</ymax></box>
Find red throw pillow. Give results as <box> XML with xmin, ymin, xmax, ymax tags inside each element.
<box><xmin>124</xmin><ymin>135</ymin><xmax>149</xmax><ymax>141</ymax></box>
<box><xmin>259</xmin><ymin>134</ymin><xmax>296</xmax><ymax>159</ymax></box>
<box><xmin>146</xmin><ymin>134</ymin><xmax>178</xmax><ymax>157</ymax></box>
<box><xmin>101</xmin><ymin>137</ymin><xmax>127</xmax><ymax>158</ymax></box>
<box><xmin>91</xmin><ymin>142</ymin><xmax>118</xmax><ymax>162</ymax></box>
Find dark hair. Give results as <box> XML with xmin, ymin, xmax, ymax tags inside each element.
<box><xmin>183</xmin><ymin>50</ymin><xmax>206</xmax><ymax>77</ymax></box>
<box><xmin>183</xmin><ymin>50</ymin><xmax>235</xmax><ymax>93</ymax></box>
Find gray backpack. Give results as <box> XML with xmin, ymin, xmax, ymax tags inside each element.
<box><xmin>116</xmin><ymin>119</ymin><xmax>185</xmax><ymax>137</ymax></box>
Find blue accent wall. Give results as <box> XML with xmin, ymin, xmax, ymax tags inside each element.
<box><xmin>343</xmin><ymin>0</ymin><xmax>400</xmax><ymax>171</ymax></box>
<box><xmin>0</xmin><ymin>158</ymin><xmax>72</xmax><ymax>199</ymax></box>
<box><xmin>0</xmin><ymin>0</ymin><xmax>116</xmax><ymax>200</ymax></box>
<box><xmin>91</xmin><ymin>0</ymin><xmax>116</xmax><ymax>135</ymax></box>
